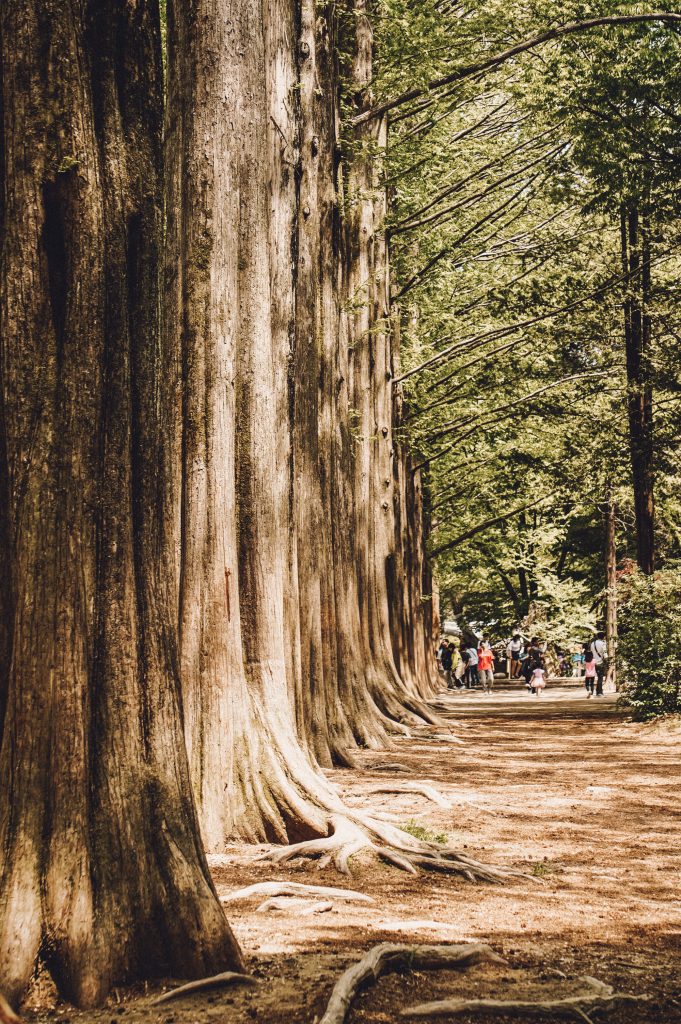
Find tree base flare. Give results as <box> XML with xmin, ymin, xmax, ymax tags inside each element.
<box><xmin>258</xmin><ymin>813</ymin><xmax>525</xmax><ymax>881</ymax></box>
<box><xmin>0</xmin><ymin>995</ymin><xmax>20</xmax><ymax>1024</ymax></box>
<box><xmin>319</xmin><ymin>942</ymin><xmax>505</xmax><ymax>1024</ymax></box>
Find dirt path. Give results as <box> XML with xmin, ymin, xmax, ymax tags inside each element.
<box><xmin>26</xmin><ymin>686</ymin><xmax>681</xmax><ymax>1023</ymax></box>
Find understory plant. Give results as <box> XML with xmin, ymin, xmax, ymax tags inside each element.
<box><xmin>618</xmin><ymin>565</ymin><xmax>681</xmax><ymax>718</ymax></box>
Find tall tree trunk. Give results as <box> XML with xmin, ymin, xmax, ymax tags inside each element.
<box><xmin>620</xmin><ymin>204</ymin><xmax>655</xmax><ymax>575</ymax></box>
<box><xmin>344</xmin><ymin>1</ymin><xmax>438</xmax><ymax>724</ymax></box>
<box><xmin>165</xmin><ymin>0</ymin><xmax>354</xmax><ymax>846</ymax></box>
<box><xmin>604</xmin><ymin>490</ymin><xmax>618</xmax><ymax>691</ymax></box>
<box><xmin>391</xmin><ymin>318</ymin><xmax>439</xmax><ymax>695</ymax></box>
<box><xmin>0</xmin><ymin>0</ymin><xmax>241</xmax><ymax>1006</ymax></box>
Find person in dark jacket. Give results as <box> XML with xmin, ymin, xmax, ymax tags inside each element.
<box><xmin>440</xmin><ymin>641</ymin><xmax>454</xmax><ymax>689</ymax></box>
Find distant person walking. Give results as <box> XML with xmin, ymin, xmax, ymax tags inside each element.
<box><xmin>507</xmin><ymin>633</ymin><xmax>523</xmax><ymax>678</ymax></box>
<box><xmin>530</xmin><ymin>659</ymin><xmax>547</xmax><ymax>696</ymax></box>
<box><xmin>440</xmin><ymin>641</ymin><xmax>454</xmax><ymax>689</ymax></box>
<box><xmin>522</xmin><ymin>637</ymin><xmax>541</xmax><ymax>689</ymax></box>
<box><xmin>571</xmin><ymin>649</ymin><xmax>584</xmax><ymax>678</ymax></box>
<box><xmin>465</xmin><ymin>642</ymin><xmax>480</xmax><ymax>688</ymax></box>
<box><xmin>584</xmin><ymin>645</ymin><xmax>596</xmax><ymax>697</ymax></box>
<box><xmin>478</xmin><ymin>637</ymin><xmax>495</xmax><ymax>694</ymax></box>
<box><xmin>591</xmin><ymin>631</ymin><xmax>607</xmax><ymax>696</ymax></box>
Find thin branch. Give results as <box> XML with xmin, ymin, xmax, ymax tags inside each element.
<box><xmin>430</xmin><ymin>490</ymin><xmax>560</xmax><ymax>557</ymax></box>
<box><xmin>424</xmin><ymin>370</ymin><xmax>608</xmax><ymax>444</ymax></box>
<box><xmin>392</xmin><ymin>143</ymin><xmax>565</xmax><ymax>237</ymax></box>
<box><xmin>395</xmin><ymin>249</ymin><xmax>675</xmax><ymax>384</ymax></box>
<box><xmin>395</xmin><ymin>167</ymin><xmax>549</xmax><ymax>299</ymax></box>
<box><xmin>352</xmin><ymin>14</ymin><xmax>681</xmax><ymax>126</ymax></box>
<box><xmin>391</xmin><ymin>126</ymin><xmax>558</xmax><ymax>230</ymax></box>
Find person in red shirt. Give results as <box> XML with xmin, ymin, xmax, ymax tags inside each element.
<box><xmin>478</xmin><ymin>637</ymin><xmax>495</xmax><ymax>694</ymax></box>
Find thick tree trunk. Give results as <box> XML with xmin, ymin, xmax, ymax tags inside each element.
<box><xmin>391</xmin><ymin>321</ymin><xmax>439</xmax><ymax>696</ymax></box>
<box><xmin>166</xmin><ymin>0</ymin><xmax>439</xmax><ymax>849</ymax></box>
<box><xmin>344</xmin><ymin>1</ymin><xmax>439</xmax><ymax>724</ymax></box>
<box><xmin>620</xmin><ymin>205</ymin><xmax>655</xmax><ymax>575</ymax></box>
<box><xmin>0</xmin><ymin>0</ymin><xmax>241</xmax><ymax>1007</ymax></box>
<box><xmin>165</xmin><ymin>0</ymin><xmax>356</xmax><ymax>846</ymax></box>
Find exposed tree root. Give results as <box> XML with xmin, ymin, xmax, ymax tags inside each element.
<box><xmin>0</xmin><ymin>994</ymin><xmax>20</xmax><ymax>1024</ymax></box>
<box><xmin>149</xmin><ymin>972</ymin><xmax>257</xmax><ymax>1005</ymax></box>
<box><xmin>221</xmin><ymin>881</ymin><xmax>374</xmax><ymax>903</ymax></box>
<box><xmin>319</xmin><ymin>942</ymin><xmax>505</xmax><ymax>1024</ymax></box>
<box><xmin>256</xmin><ymin>897</ymin><xmax>333</xmax><ymax>914</ymax></box>
<box><xmin>365</xmin><ymin>783</ymin><xmax>452</xmax><ymax>809</ymax></box>
<box><xmin>370</xmin><ymin>762</ymin><xmax>413</xmax><ymax>773</ymax></box>
<box><xmin>259</xmin><ymin>812</ymin><xmax>526</xmax><ymax>881</ymax></box>
<box><xmin>412</xmin><ymin>733</ymin><xmax>465</xmax><ymax>745</ymax></box>
<box><xmin>401</xmin><ymin>990</ymin><xmax>649</xmax><ymax>1018</ymax></box>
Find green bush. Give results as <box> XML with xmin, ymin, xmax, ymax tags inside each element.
<box><xmin>618</xmin><ymin>565</ymin><xmax>681</xmax><ymax>718</ymax></box>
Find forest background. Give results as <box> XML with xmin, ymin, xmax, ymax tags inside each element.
<box><xmin>381</xmin><ymin>0</ymin><xmax>681</xmax><ymax>716</ymax></box>
<box><xmin>0</xmin><ymin>0</ymin><xmax>680</xmax><ymax>1012</ymax></box>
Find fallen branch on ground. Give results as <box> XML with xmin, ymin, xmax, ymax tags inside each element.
<box><xmin>221</xmin><ymin>880</ymin><xmax>374</xmax><ymax>903</ymax></box>
<box><xmin>150</xmin><ymin>972</ymin><xmax>257</xmax><ymax>1005</ymax></box>
<box><xmin>319</xmin><ymin>942</ymin><xmax>505</xmax><ymax>1024</ymax></box>
<box><xmin>0</xmin><ymin>994</ymin><xmax>20</xmax><ymax>1024</ymax></box>
<box><xmin>256</xmin><ymin>897</ymin><xmax>333</xmax><ymax>914</ymax></box>
<box><xmin>366</xmin><ymin>783</ymin><xmax>452</xmax><ymax>809</ymax></box>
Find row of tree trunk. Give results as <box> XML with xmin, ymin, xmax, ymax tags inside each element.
<box><xmin>0</xmin><ymin>0</ymin><xmax>438</xmax><ymax>1007</ymax></box>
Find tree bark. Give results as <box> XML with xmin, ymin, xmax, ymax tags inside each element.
<box><xmin>620</xmin><ymin>204</ymin><xmax>655</xmax><ymax>575</ymax></box>
<box><xmin>165</xmin><ymin>0</ymin><xmax>440</xmax><ymax>850</ymax></box>
<box><xmin>604</xmin><ymin>491</ymin><xmax>618</xmax><ymax>690</ymax></box>
<box><xmin>0</xmin><ymin>0</ymin><xmax>241</xmax><ymax>1007</ymax></box>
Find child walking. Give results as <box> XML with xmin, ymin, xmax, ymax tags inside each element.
<box><xmin>530</xmin><ymin>659</ymin><xmax>546</xmax><ymax>697</ymax></box>
<box><xmin>584</xmin><ymin>648</ymin><xmax>596</xmax><ymax>697</ymax></box>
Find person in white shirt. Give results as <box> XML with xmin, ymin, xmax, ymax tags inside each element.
<box><xmin>591</xmin><ymin>631</ymin><xmax>608</xmax><ymax>696</ymax></box>
<box><xmin>506</xmin><ymin>633</ymin><xmax>523</xmax><ymax>678</ymax></box>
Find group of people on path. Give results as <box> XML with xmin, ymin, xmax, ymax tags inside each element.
<box><xmin>437</xmin><ymin>629</ymin><xmax>608</xmax><ymax>699</ymax></box>
<box><xmin>582</xmin><ymin>632</ymin><xmax>608</xmax><ymax>697</ymax></box>
<box><xmin>438</xmin><ymin>636</ymin><xmax>496</xmax><ymax>693</ymax></box>
<box><xmin>507</xmin><ymin>634</ymin><xmax>547</xmax><ymax>696</ymax></box>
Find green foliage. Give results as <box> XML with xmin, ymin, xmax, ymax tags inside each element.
<box><xmin>371</xmin><ymin>1</ymin><xmax>681</xmax><ymax>646</ymax></box>
<box><xmin>618</xmin><ymin>566</ymin><xmax>681</xmax><ymax>718</ymax></box>
<box><xmin>399</xmin><ymin>819</ymin><xmax>448</xmax><ymax>845</ymax></box>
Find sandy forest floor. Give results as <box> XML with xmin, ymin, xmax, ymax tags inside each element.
<box><xmin>25</xmin><ymin>684</ymin><xmax>681</xmax><ymax>1023</ymax></box>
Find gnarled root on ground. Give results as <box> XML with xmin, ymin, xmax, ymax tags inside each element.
<box><xmin>149</xmin><ymin>973</ymin><xmax>257</xmax><ymax>1006</ymax></box>
<box><xmin>259</xmin><ymin>813</ymin><xmax>526</xmax><ymax>882</ymax></box>
<box><xmin>256</xmin><ymin>897</ymin><xmax>333</xmax><ymax>914</ymax></box>
<box><xmin>0</xmin><ymin>994</ymin><xmax>20</xmax><ymax>1024</ymax></box>
<box><xmin>221</xmin><ymin>881</ymin><xmax>374</xmax><ymax>903</ymax></box>
<box><xmin>364</xmin><ymin>783</ymin><xmax>452</xmax><ymax>809</ymax></box>
<box><xmin>401</xmin><ymin>989</ymin><xmax>649</xmax><ymax>1018</ymax></box>
<box><xmin>319</xmin><ymin>942</ymin><xmax>505</xmax><ymax>1024</ymax></box>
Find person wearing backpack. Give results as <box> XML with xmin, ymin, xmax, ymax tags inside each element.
<box><xmin>591</xmin><ymin>631</ymin><xmax>608</xmax><ymax>696</ymax></box>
